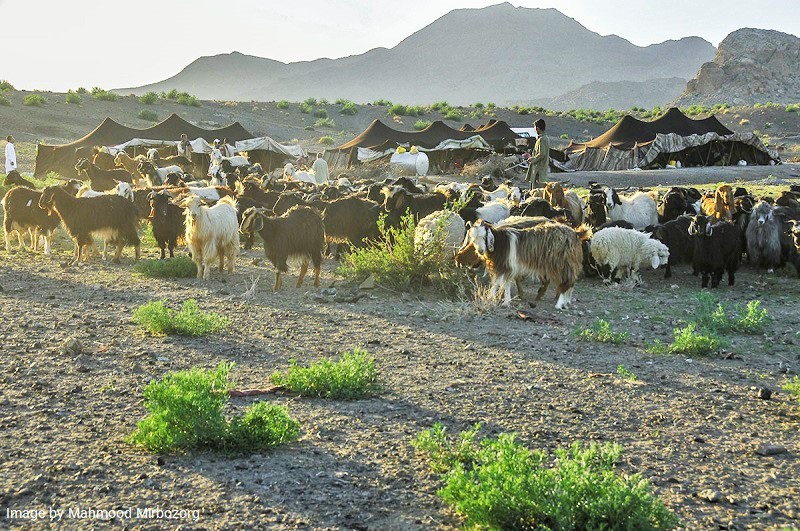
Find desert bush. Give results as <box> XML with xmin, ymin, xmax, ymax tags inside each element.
<box><xmin>373</xmin><ymin>99</ymin><xmax>392</xmax><ymax>106</ymax></box>
<box><xmin>786</xmin><ymin>103</ymin><xmax>800</xmax><ymax>113</ymax></box>
<box><xmin>271</xmin><ymin>348</ymin><xmax>379</xmax><ymax>399</ymax></box>
<box><xmin>0</xmin><ymin>95</ymin><xmax>9</xmax><ymax>106</ymax></box>
<box><xmin>560</xmin><ymin>133</ymin><xmax>569</xmax><ymax>139</ymax></box>
<box><xmin>318</xmin><ymin>98</ymin><xmax>329</xmax><ymax>105</ymax></box>
<box><xmin>616</xmin><ymin>365</ymin><xmax>637</xmax><ymax>381</ymax></box>
<box><xmin>414</xmin><ymin>424</ymin><xmax>678</xmax><ymax>530</ymax></box>
<box><xmin>647</xmin><ymin>324</ymin><xmax>724</xmax><ymax>356</ymax></box>
<box><xmin>318</xmin><ymin>136</ymin><xmax>335</xmax><ymax>145</ymax></box>
<box><xmin>473</xmin><ymin>102</ymin><xmax>484</xmax><ymax>109</ymax></box>
<box><xmin>577</xmin><ymin>319</ymin><xmax>629</xmax><ymax>344</ymax></box>
<box><xmin>414</xmin><ymin>120</ymin><xmax>432</xmax><ymax>130</ymax></box>
<box><xmin>76</xmin><ymin>87</ymin><xmax>87</xmax><ymax>94</ymax></box>
<box><xmin>128</xmin><ymin>362</ymin><xmax>300</xmax><ymax>453</ymax></box>
<box><xmin>339</xmin><ymin>101</ymin><xmax>358</xmax><ymax>115</ymax></box>
<box><xmin>406</xmin><ymin>105</ymin><xmax>424</xmax><ymax>116</ymax></box>
<box><xmin>684</xmin><ymin>105</ymin><xmax>710</xmax><ymax>116</ymax></box>
<box><xmin>139</xmin><ymin>91</ymin><xmax>158</xmax><ymax>104</ymax></box>
<box><xmin>276</xmin><ymin>100</ymin><xmax>289</xmax><ymax>109</ymax></box>
<box><xmin>133</xmin><ymin>256</ymin><xmax>197</xmax><ymax>278</ymax></box>
<box><xmin>0</xmin><ymin>80</ymin><xmax>14</xmax><ymax>91</ymax></box>
<box><xmin>444</xmin><ymin>109</ymin><xmax>463</xmax><ymax>122</ymax></box>
<box><xmin>783</xmin><ymin>376</ymin><xmax>800</xmax><ymax>402</ymax></box>
<box><xmin>314</xmin><ymin>117</ymin><xmax>335</xmax><ymax>128</ymax></box>
<box><xmin>431</xmin><ymin>101</ymin><xmax>450</xmax><ymax>111</ymax></box>
<box><xmin>137</xmin><ymin>109</ymin><xmax>159</xmax><ymax>122</ymax></box>
<box><xmin>313</xmin><ymin>108</ymin><xmax>328</xmax><ymax>119</ymax></box>
<box><xmin>299</xmin><ymin>102</ymin><xmax>312</xmax><ymax>114</ymax></box>
<box><xmin>176</xmin><ymin>93</ymin><xmax>200</xmax><ymax>107</ymax></box>
<box><xmin>304</xmin><ymin>97</ymin><xmax>317</xmax><ymax>106</ymax></box>
<box><xmin>518</xmin><ymin>107</ymin><xmax>530</xmax><ymax>115</ymax></box>
<box><xmin>23</xmin><ymin>94</ymin><xmax>46</xmax><ymax>106</ymax></box>
<box><xmin>65</xmin><ymin>90</ymin><xmax>82</xmax><ymax>104</ymax></box>
<box><xmin>694</xmin><ymin>292</ymin><xmax>769</xmax><ymax>334</ymax></box>
<box><xmin>92</xmin><ymin>89</ymin><xmax>119</xmax><ymax>102</ymax></box>
<box><xmin>486</xmin><ymin>102</ymin><xmax>496</xmax><ymax>109</ymax></box>
<box><xmin>133</xmin><ymin>299</ymin><xmax>229</xmax><ymax>336</ymax></box>
<box><xmin>388</xmin><ymin>104</ymin><xmax>408</xmax><ymax>116</ymax></box>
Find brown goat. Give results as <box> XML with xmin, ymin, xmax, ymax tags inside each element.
<box><xmin>701</xmin><ymin>184</ymin><xmax>735</xmax><ymax>221</ymax></box>
<box><xmin>543</xmin><ymin>181</ymin><xmax>584</xmax><ymax>225</ymax></box>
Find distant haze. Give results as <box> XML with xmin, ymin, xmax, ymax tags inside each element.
<box><xmin>3</xmin><ymin>0</ymin><xmax>799</xmax><ymax>92</ymax></box>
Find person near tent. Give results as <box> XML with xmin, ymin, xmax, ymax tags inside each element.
<box><xmin>311</xmin><ymin>152</ymin><xmax>329</xmax><ymax>184</ymax></box>
<box><xmin>177</xmin><ymin>133</ymin><xmax>192</xmax><ymax>160</ymax></box>
<box><xmin>526</xmin><ymin>119</ymin><xmax>550</xmax><ymax>187</ymax></box>
<box><xmin>5</xmin><ymin>135</ymin><xmax>17</xmax><ymax>173</ymax></box>
<box><xmin>221</xmin><ymin>138</ymin><xmax>235</xmax><ymax>158</ymax></box>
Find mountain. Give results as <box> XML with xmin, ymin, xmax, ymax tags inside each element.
<box><xmin>532</xmin><ymin>78</ymin><xmax>689</xmax><ymax>111</ymax></box>
<box><xmin>677</xmin><ymin>28</ymin><xmax>800</xmax><ymax>106</ymax></box>
<box><xmin>120</xmin><ymin>2</ymin><xmax>715</xmax><ymax>107</ymax></box>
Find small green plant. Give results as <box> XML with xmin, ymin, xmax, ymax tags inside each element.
<box><xmin>339</xmin><ymin>101</ymin><xmax>358</xmax><ymax>115</ymax></box>
<box><xmin>65</xmin><ymin>90</ymin><xmax>82</xmax><ymax>104</ymax></box>
<box><xmin>518</xmin><ymin>107</ymin><xmax>530</xmax><ymax>115</ymax></box>
<box><xmin>486</xmin><ymin>102</ymin><xmax>496</xmax><ymax>109</ymax></box>
<box><xmin>133</xmin><ymin>299</ymin><xmax>229</xmax><ymax>336</ymax></box>
<box><xmin>137</xmin><ymin>109</ymin><xmax>159</xmax><ymax>122</ymax></box>
<box><xmin>431</xmin><ymin>100</ymin><xmax>450</xmax><ymax>111</ymax></box>
<box><xmin>176</xmin><ymin>93</ymin><xmax>200</xmax><ymax>106</ymax></box>
<box><xmin>318</xmin><ymin>136</ymin><xmax>335</xmax><ymax>145</ymax></box>
<box><xmin>373</xmin><ymin>99</ymin><xmax>392</xmax><ymax>106</ymax></box>
<box><xmin>313</xmin><ymin>108</ymin><xmax>328</xmax><ymax>118</ymax></box>
<box><xmin>560</xmin><ymin>133</ymin><xmax>569</xmax><ymax>139</ymax></box>
<box><xmin>92</xmin><ymin>89</ymin><xmax>119</xmax><ymax>102</ymax></box>
<box><xmin>318</xmin><ymin>97</ymin><xmax>329</xmax><ymax>105</ymax></box>
<box><xmin>787</xmin><ymin>103</ymin><xmax>800</xmax><ymax>113</ymax></box>
<box><xmin>299</xmin><ymin>102</ymin><xmax>312</xmax><ymax>114</ymax></box>
<box><xmin>303</xmin><ymin>97</ymin><xmax>317</xmax><ymax>106</ymax></box>
<box><xmin>406</xmin><ymin>105</ymin><xmax>424</xmax><ymax>116</ymax></box>
<box><xmin>444</xmin><ymin>109</ymin><xmax>463</xmax><ymax>121</ymax></box>
<box><xmin>414</xmin><ymin>424</ymin><xmax>678</xmax><ymax>530</ymax></box>
<box><xmin>694</xmin><ymin>292</ymin><xmax>769</xmax><ymax>334</ymax></box>
<box><xmin>165</xmin><ymin>88</ymin><xmax>179</xmax><ymax>99</ymax></box>
<box><xmin>577</xmin><ymin>319</ymin><xmax>629</xmax><ymax>344</ymax></box>
<box><xmin>314</xmin><ymin>117</ymin><xmax>335</xmax><ymax>128</ymax></box>
<box><xmin>76</xmin><ymin>87</ymin><xmax>87</xmax><ymax>94</ymax></box>
<box><xmin>133</xmin><ymin>256</ymin><xmax>197</xmax><ymax>278</ymax></box>
<box><xmin>616</xmin><ymin>364</ymin><xmax>637</xmax><ymax>381</ymax></box>
<box><xmin>139</xmin><ymin>91</ymin><xmax>158</xmax><ymax>104</ymax></box>
<box><xmin>648</xmin><ymin>324</ymin><xmax>724</xmax><ymax>356</ymax></box>
<box><xmin>0</xmin><ymin>95</ymin><xmax>9</xmax><ymax>106</ymax></box>
<box><xmin>128</xmin><ymin>362</ymin><xmax>300</xmax><ymax>453</ymax></box>
<box><xmin>271</xmin><ymin>348</ymin><xmax>379</xmax><ymax>399</ymax></box>
<box><xmin>414</xmin><ymin>119</ymin><xmax>432</xmax><ymax>130</ymax></box>
<box><xmin>23</xmin><ymin>94</ymin><xmax>47</xmax><ymax>106</ymax></box>
<box><xmin>473</xmin><ymin>102</ymin><xmax>484</xmax><ymax>109</ymax></box>
<box><xmin>0</xmin><ymin>80</ymin><xmax>14</xmax><ymax>91</ymax></box>
<box><xmin>388</xmin><ymin>103</ymin><xmax>408</xmax><ymax>116</ymax></box>
<box><xmin>783</xmin><ymin>376</ymin><xmax>800</xmax><ymax>402</ymax></box>
<box><xmin>276</xmin><ymin>100</ymin><xmax>289</xmax><ymax>109</ymax></box>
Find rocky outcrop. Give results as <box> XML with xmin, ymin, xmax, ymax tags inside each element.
<box><xmin>678</xmin><ymin>28</ymin><xmax>800</xmax><ymax>105</ymax></box>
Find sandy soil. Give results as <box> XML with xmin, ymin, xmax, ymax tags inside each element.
<box><xmin>1</xmin><ymin>192</ymin><xmax>799</xmax><ymax>529</ymax></box>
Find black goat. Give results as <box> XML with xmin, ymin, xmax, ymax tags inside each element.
<box><xmin>645</xmin><ymin>216</ymin><xmax>693</xmax><ymax>278</ymax></box>
<box><xmin>689</xmin><ymin>215</ymin><xmax>740</xmax><ymax>288</ymax></box>
<box><xmin>3</xmin><ymin>170</ymin><xmax>35</xmax><ymax>189</ymax></box>
<box><xmin>147</xmin><ymin>191</ymin><xmax>185</xmax><ymax>259</ymax></box>
<box><xmin>381</xmin><ymin>186</ymin><xmax>446</xmax><ymax>222</ymax></box>
<box><xmin>2</xmin><ymin>186</ymin><xmax>61</xmax><ymax>254</ymax></box>
<box><xmin>322</xmin><ymin>196</ymin><xmax>382</xmax><ymax>249</ymax></box>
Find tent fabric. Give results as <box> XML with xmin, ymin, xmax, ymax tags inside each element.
<box><xmin>106</xmin><ymin>138</ymin><xmax>214</xmax><ymax>155</ymax></box>
<box><xmin>355</xmin><ymin>135</ymin><xmax>492</xmax><ymax>163</ymax></box>
<box><xmin>562</xmin><ymin>108</ymin><xmax>778</xmax><ymax>171</ymax></box>
<box><xmin>235</xmin><ymin>137</ymin><xmax>306</xmax><ymax>158</ymax></box>
<box><xmin>34</xmin><ymin>114</ymin><xmax>253</xmax><ymax>177</ymax></box>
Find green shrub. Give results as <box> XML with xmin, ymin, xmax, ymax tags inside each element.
<box><xmin>486</xmin><ymin>102</ymin><xmax>496</xmax><ymax>109</ymax></box>
<box><xmin>65</xmin><ymin>90</ymin><xmax>82</xmax><ymax>104</ymax></box>
<box><xmin>648</xmin><ymin>324</ymin><xmax>724</xmax><ymax>356</ymax></box>
<box><xmin>318</xmin><ymin>136</ymin><xmax>335</xmax><ymax>145</ymax></box>
<box><xmin>299</xmin><ymin>102</ymin><xmax>312</xmax><ymax>114</ymax></box>
<box><xmin>414</xmin><ymin>120</ymin><xmax>432</xmax><ymax>130</ymax></box>
<box><xmin>694</xmin><ymin>292</ymin><xmax>769</xmax><ymax>334</ymax></box>
<box><xmin>339</xmin><ymin>101</ymin><xmax>358</xmax><ymax>115</ymax></box>
<box><xmin>444</xmin><ymin>109</ymin><xmax>463</xmax><ymax>122</ymax></box>
<box><xmin>304</xmin><ymin>97</ymin><xmax>317</xmax><ymax>106</ymax></box>
<box><xmin>431</xmin><ymin>101</ymin><xmax>450</xmax><ymax>111</ymax></box>
<box><xmin>128</xmin><ymin>362</ymin><xmax>300</xmax><ymax>453</ymax></box>
<box><xmin>313</xmin><ymin>108</ymin><xmax>328</xmax><ymax>119</ymax></box>
<box><xmin>164</xmin><ymin>89</ymin><xmax>179</xmax><ymax>99</ymax></box>
<box><xmin>133</xmin><ymin>299</ymin><xmax>229</xmax><ymax>336</ymax></box>
<box><xmin>137</xmin><ymin>109</ymin><xmax>159</xmax><ymax>122</ymax></box>
<box><xmin>518</xmin><ymin>107</ymin><xmax>530</xmax><ymax>115</ymax></box>
<box><xmin>616</xmin><ymin>365</ymin><xmax>637</xmax><ymax>381</ymax></box>
<box><xmin>577</xmin><ymin>319</ymin><xmax>629</xmax><ymax>344</ymax></box>
<box><xmin>414</xmin><ymin>424</ymin><xmax>678</xmax><ymax>530</ymax></box>
<box><xmin>783</xmin><ymin>376</ymin><xmax>800</xmax><ymax>402</ymax></box>
<box><xmin>318</xmin><ymin>98</ymin><xmax>329</xmax><ymax>105</ymax></box>
<box><xmin>314</xmin><ymin>117</ymin><xmax>335</xmax><ymax>128</ymax></box>
<box><xmin>373</xmin><ymin>99</ymin><xmax>392</xmax><ymax>106</ymax></box>
<box><xmin>473</xmin><ymin>102</ymin><xmax>484</xmax><ymax>109</ymax></box>
<box><xmin>92</xmin><ymin>89</ymin><xmax>119</xmax><ymax>102</ymax></box>
<box><xmin>133</xmin><ymin>256</ymin><xmax>197</xmax><ymax>278</ymax></box>
<box><xmin>786</xmin><ymin>103</ymin><xmax>800</xmax><ymax>113</ymax></box>
<box><xmin>176</xmin><ymin>93</ymin><xmax>200</xmax><ymax>107</ymax></box>
<box><xmin>76</xmin><ymin>87</ymin><xmax>87</xmax><ymax>94</ymax></box>
<box><xmin>0</xmin><ymin>95</ymin><xmax>9</xmax><ymax>106</ymax></box>
<box><xmin>276</xmin><ymin>100</ymin><xmax>289</xmax><ymax>109</ymax></box>
<box><xmin>271</xmin><ymin>348</ymin><xmax>379</xmax><ymax>399</ymax></box>
<box><xmin>139</xmin><ymin>91</ymin><xmax>158</xmax><ymax>104</ymax></box>
<box><xmin>406</xmin><ymin>105</ymin><xmax>424</xmax><ymax>116</ymax></box>
<box><xmin>684</xmin><ymin>104</ymin><xmax>710</xmax><ymax>116</ymax></box>
<box><xmin>0</xmin><ymin>80</ymin><xmax>14</xmax><ymax>92</ymax></box>
<box><xmin>389</xmin><ymin>103</ymin><xmax>408</xmax><ymax>116</ymax></box>
<box><xmin>23</xmin><ymin>94</ymin><xmax>46</xmax><ymax>106</ymax></box>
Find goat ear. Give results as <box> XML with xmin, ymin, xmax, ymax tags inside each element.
<box><xmin>612</xmin><ymin>191</ymin><xmax>622</xmax><ymax>206</ymax></box>
<box><xmin>651</xmin><ymin>253</ymin><xmax>660</xmax><ymax>270</ymax></box>
<box><xmin>486</xmin><ymin>229</ymin><xmax>495</xmax><ymax>252</ymax></box>
<box><xmin>705</xmin><ymin>222</ymin><xmax>713</xmax><ymax>237</ymax></box>
<box><xmin>252</xmin><ymin>215</ymin><xmax>265</xmax><ymax>233</ymax></box>
<box><xmin>688</xmin><ymin>220</ymin><xmax>697</xmax><ymax>235</ymax></box>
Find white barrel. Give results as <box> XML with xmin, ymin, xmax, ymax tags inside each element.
<box><xmin>390</xmin><ymin>151</ymin><xmax>429</xmax><ymax>177</ymax></box>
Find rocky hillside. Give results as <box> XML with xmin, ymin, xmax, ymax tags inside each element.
<box><xmin>120</xmin><ymin>3</ymin><xmax>714</xmax><ymax>107</ymax></box>
<box><xmin>532</xmin><ymin>78</ymin><xmax>688</xmax><ymax>111</ymax></box>
<box><xmin>678</xmin><ymin>28</ymin><xmax>800</xmax><ymax>106</ymax></box>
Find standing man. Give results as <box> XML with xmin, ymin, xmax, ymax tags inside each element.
<box><xmin>526</xmin><ymin>119</ymin><xmax>550</xmax><ymax>187</ymax></box>
<box><xmin>177</xmin><ymin>133</ymin><xmax>192</xmax><ymax>160</ymax></box>
<box><xmin>5</xmin><ymin>135</ymin><xmax>17</xmax><ymax>174</ymax></box>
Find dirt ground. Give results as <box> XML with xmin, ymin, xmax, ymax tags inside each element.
<box><xmin>1</xmin><ymin>173</ymin><xmax>800</xmax><ymax>529</ymax></box>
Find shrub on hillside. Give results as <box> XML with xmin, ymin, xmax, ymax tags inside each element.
<box><xmin>373</xmin><ymin>99</ymin><xmax>392</xmax><ymax>106</ymax></box>
<box><xmin>133</xmin><ymin>256</ymin><xmax>197</xmax><ymax>278</ymax></box>
<box><xmin>339</xmin><ymin>101</ymin><xmax>358</xmax><ymax>115</ymax></box>
<box><xmin>314</xmin><ymin>117</ymin><xmax>335</xmax><ymax>128</ymax></box>
<box><xmin>319</xmin><ymin>136</ymin><xmax>335</xmax><ymax>145</ymax></box>
<box><xmin>304</xmin><ymin>97</ymin><xmax>317</xmax><ymax>106</ymax></box>
<box><xmin>65</xmin><ymin>90</ymin><xmax>82</xmax><ymax>104</ymax></box>
<box><xmin>299</xmin><ymin>102</ymin><xmax>312</xmax><ymax>114</ymax></box>
<box><xmin>444</xmin><ymin>109</ymin><xmax>463</xmax><ymax>122</ymax></box>
<box><xmin>139</xmin><ymin>91</ymin><xmax>158</xmax><ymax>104</ymax></box>
<box><xmin>276</xmin><ymin>100</ymin><xmax>289</xmax><ymax>109</ymax></box>
<box><xmin>137</xmin><ymin>109</ymin><xmax>159</xmax><ymax>122</ymax></box>
<box><xmin>23</xmin><ymin>94</ymin><xmax>46</xmax><ymax>106</ymax></box>
<box><xmin>313</xmin><ymin>108</ymin><xmax>328</xmax><ymax>119</ymax></box>
<box><xmin>0</xmin><ymin>95</ymin><xmax>10</xmax><ymax>106</ymax></box>
<box><xmin>0</xmin><ymin>80</ymin><xmax>15</xmax><ymax>91</ymax></box>
<box><xmin>414</xmin><ymin>120</ymin><xmax>432</xmax><ymax>130</ymax></box>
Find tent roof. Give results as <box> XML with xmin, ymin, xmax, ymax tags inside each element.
<box><xmin>574</xmin><ymin>108</ymin><xmax>734</xmax><ymax>151</ymax></box>
<box><xmin>41</xmin><ymin>113</ymin><xmax>253</xmax><ymax>150</ymax></box>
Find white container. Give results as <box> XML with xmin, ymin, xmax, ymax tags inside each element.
<box><xmin>390</xmin><ymin>151</ymin><xmax>429</xmax><ymax>176</ymax></box>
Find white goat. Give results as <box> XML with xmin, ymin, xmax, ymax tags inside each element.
<box><xmin>283</xmin><ymin>163</ymin><xmax>317</xmax><ymax>185</ymax></box>
<box><xmin>182</xmin><ymin>195</ymin><xmax>239</xmax><ymax>280</ymax></box>
<box><xmin>601</xmin><ymin>188</ymin><xmax>659</xmax><ymax>230</ymax></box>
<box><xmin>483</xmin><ymin>184</ymin><xmax>522</xmax><ymax>205</ymax></box>
<box><xmin>210</xmin><ymin>148</ymin><xmax>248</xmax><ymax>168</ymax></box>
<box><xmin>590</xmin><ymin>227</ymin><xmax>670</xmax><ymax>284</ymax></box>
<box><xmin>311</xmin><ymin>157</ymin><xmax>329</xmax><ymax>184</ymax></box>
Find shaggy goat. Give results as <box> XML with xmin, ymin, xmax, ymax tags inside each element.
<box><xmin>602</xmin><ymin>187</ymin><xmax>659</xmax><ymax>230</ymax></box>
<box><xmin>38</xmin><ymin>185</ymin><xmax>140</xmax><ymax>264</ymax></box>
<box><xmin>460</xmin><ymin>219</ymin><xmax>587</xmax><ymax>309</ymax></box>
<box><xmin>701</xmin><ymin>184</ymin><xmax>735</xmax><ymax>221</ymax></box>
<box><xmin>2</xmin><ymin>186</ymin><xmax>61</xmax><ymax>254</ymax></box>
<box><xmin>75</xmin><ymin>158</ymin><xmax>133</xmax><ymax>191</ymax></box>
<box><xmin>138</xmin><ymin>160</ymin><xmax>183</xmax><ymax>187</ymax></box>
<box><xmin>114</xmin><ymin>152</ymin><xmax>147</xmax><ymax>183</ymax></box>
<box><xmin>746</xmin><ymin>201</ymin><xmax>783</xmax><ymax>272</ymax></box>
<box><xmin>458</xmin><ymin>199</ymin><xmax>512</xmax><ymax>224</ymax></box>
<box><xmin>689</xmin><ymin>215</ymin><xmax>740</xmax><ymax>288</ymax></box>
<box><xmin>182</xmin><ymin>195</ymin><xmax>239</xmax><ymax>280</ymax></box>
<box><xmin>148</xmin><ymin>191</ymin><xmax>186</xmax><ymax>259</ymax></box>
<box><xmin>239</xmin><ymin>206</ymin><xmax>324</xmax><ymax>291</ymax></box>
<box><xmin>322</xmin><ymin>196</ymin><xmax>381</xmax><ymax>249</ymax></box>
<box><xmin>382</xmin><ymin>186</ymin><xmax>446</xmax><ymax>222</ymax></box>
<box><xmin>590</xmin><ymin>227</ymin><xmax>670</xmax><ymax>284</ymax></box>
<box><xmin>543</xmin><ymin>182</ymin><xmax>584</xmax><ymax>225</ymax></box>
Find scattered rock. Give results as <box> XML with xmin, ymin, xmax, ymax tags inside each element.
<box><xmin>698</xmin><ymin>489</ymin><xmax>722</xmax><ymax>503</ymax></box>
<box><xmin>755</xmin><ymin>443</ymin><xmax>787</xmax><ymax>456</ymax></box>
<box><xmin>359</xmin><ymin>274</ymin><xmax>375</xmax><ymax>290</ymax></box>
<box><xmin>61</xmin><ymin>337</ymin><xmax>84</xmax><ymax>356</ymax></box>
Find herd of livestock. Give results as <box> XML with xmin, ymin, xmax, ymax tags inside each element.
<box><xmin>2</xmin><ymin>146</ymin><xmax>800</xmax><ymax>306</ymax></box>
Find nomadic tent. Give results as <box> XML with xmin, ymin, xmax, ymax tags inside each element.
<box><xmin>561</xmin><ymin>108</ymin><xmax>779</xmax><ymax>171</ymax></box>
<box><xmin>235</xmin><ymin>137</ymin><xmax>307</xmax><ymax>172</ymax></box>
<box><xmin>34</xmin><ymin>114</ymin><xmax>253</xmax><ymax>178</ymax></box>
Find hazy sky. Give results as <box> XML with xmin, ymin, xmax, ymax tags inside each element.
<box><xmin>3</xmin><ymin>0</ymin><xmax>797</xmax><ymax>91</ymax></box>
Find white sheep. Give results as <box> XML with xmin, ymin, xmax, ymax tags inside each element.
<box><xmin>414</xmin><ymin>211</ymin><xmax>466</xmax><ymax>255</ymax></box>
<box><xmin>182</xmin><ymin>195</ymin><xmax>239</xmax><ymax>280</ymax></box>
<box><xmin>603</xmin><ymin>188</ymin><xmax>659</xmax><ymax>230</ymax></box>
<box><xmin>590</xmin><ymin>227</ymin><xmax>670</xmax><ymax>284</ymax></box>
